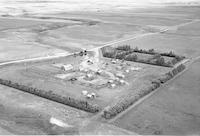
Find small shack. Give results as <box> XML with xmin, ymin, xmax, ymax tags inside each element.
<box><xmin>61</xmin><ymin>64</ymin><xmax>73</xmax><ymax>71</ymax></box>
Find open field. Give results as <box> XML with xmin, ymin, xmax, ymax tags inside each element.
<box><xmin>0</xmin><ymin>17</ymin><xmax>56</xmax><ymax>30</ymax></box>
<box><xmin>37</xmin><ymin>22</ymin><xmax>144</xmax><ymax>50</ymax></box>
<box><xmin>0</xmin><ymin>84</ymin><xmax>91</xmax><ymax>135</ymax></box>
<box><xmin>0</xmin><ymin>16</ymin><xmax>147</xmax><ymax>61</ymax></box>
<box><xmin>0</xmin><ymin>38</ymin><xmax>66</xmax><ymax>62</ymax></box>
<box><xmin>111</xmin><ymin>19</ymin><xmax>200</xmax><ymax>59</ymax></box>
<box><xmin>33</xmin><ymin>6</ymin><xmax>199</xmax><ymax>52</ymax></box>
<box><xmin>47</xmin><ymin>5</ymin><xmax>200</xmax><ymax>28</ymax></box>
<box><xmin>0</xmin><ymin>5</ymin><xmax>199</xmax><ymax>62</ymax></box>
<box><xmin>112</xmin><ymin>58</ymin><xmax>200</xmax><ymax>135</ymax></box>
<box><xmin>0</xmin><ymin>18</ymin><xmax>71</xmax><ymax>62</ymax></box>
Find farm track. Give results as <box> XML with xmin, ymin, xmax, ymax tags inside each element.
<box><xmin>0</xmin><ymin>16</ymin><xmax>81</xmax><ymax>23</ymax></box>
<box><xmin>0</xmin><ymin>52</ymin><xmax>70</xmax><ymax>67</ymax></box>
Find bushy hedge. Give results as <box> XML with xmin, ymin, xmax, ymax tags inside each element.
<box><xmin>101</xmin><ymin>47</ymin><xmax>117</xmax><ymax>58</ymax></box>
<box><xmin>132</xmin><ymin>47</ymin><xmax>185</xmax><ymax>65</ymax></box>
<box><xmin>116</xmin><ymin>45</ymin><xmax>131</xmax><ymax>51</ymax></box>
<box><xmin>115</xmin><ymin>51</ymin><xmax>130</xmax><ymax>60</ymax></box>
<box><xmin>102</xmin><ymin>82</ymin><xmax>161</xmax><ymax>119</ymax></box>
<box><xmin>132</xmin><ymin>47</ymin><xmax>156</xmax><ymax>55</ymax></box>
<box><xmin>125</xmin><ymin>54</ymin><xmax>138</xmax><ymax>61</ymax></box>
<box><xmin>158</xmin><ymin>64</ymin><xmax>185</xmax><ymax>84</ymax></box>
<box><xmin>102</xmin><ymin>64</ymin><xmax>186</xmax><ymax>119</ymax></box>
<box><xmin>0</xmin><ymin>79</ymin><xmax>100</xmax><ymax>113</ymax></box>
<box><xmin>102</xmin><ymin>95</ymin><xmax>139</xmax><ymax>119</ymax></box>
<box><xmin>125</xmin><ymin>53</ymin><xmax>172</xmax><ymax>67</ymax></box>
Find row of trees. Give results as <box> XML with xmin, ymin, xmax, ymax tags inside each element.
<box><xmin>117</xmin><ymin>45</ymin><xmax>185</xmax><ymax>59</ymax></box>
<box><xmin>102</xmin><ymin>46</ymin><xmax>185</xmax><ymax>67</ymax></box>
<box><xmin>102</xmin><ymin>64</ymin><xmax>186</xmax><ymax>119</ymax></box>
<box><xmin>102</xmin><ymin>48</ymin><xmax>171</xmax><ymax>67</ymax></box>
<box><xmin>116</xmin><ymin>45</ymin><xmax>131</xmax><ymax>51</ymax></box>
<box><xmin>0</xmin><ymin>79</ymin><xmax>100</xmax><ymax>113</ymax></box>
<box><xmin>102</xmin><ymin>80</ymin><xmax>161</xmax><ymax>119</ymax></box>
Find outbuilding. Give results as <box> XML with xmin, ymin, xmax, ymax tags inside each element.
<box><xmin>61</xmin><ymin>64</ymin><xmax>73</xmax><ymax>71</ymax></box>
<box><xmin>116</xmin><ymin>73</ymin><xmax>125</xmax><ymax>78</ymax></box>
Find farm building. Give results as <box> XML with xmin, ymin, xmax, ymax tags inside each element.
<box><xmin>61</xmin><ymin>64</ymin><xmax>73</xmax><ymax>71</ymax></box>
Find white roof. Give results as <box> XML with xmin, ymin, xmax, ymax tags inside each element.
<box><xmin>116</xmin><ymin>73</ymin><xmax>125</xmax><ymax>78</ymax></box>
<box><xmin>82</xmin><ymin>90</ymin><xmax>88</xmax><ymax>95</ymax></box>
